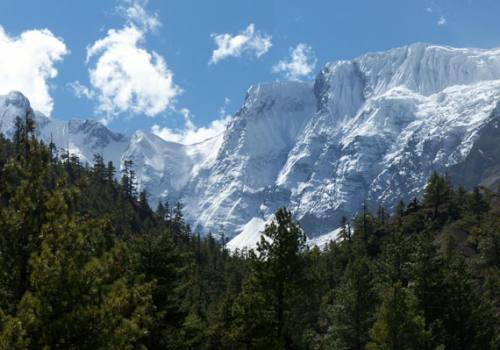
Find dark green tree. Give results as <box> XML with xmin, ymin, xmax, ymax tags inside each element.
<box><xmin>326</xmin><ymin>256</ymin><xmax>376</xmax><ymax>350</ymax></box>
<box><xmin>120</xmin><ymin>159</ymin><xmax>136</xmax><ymax>199</ymax></box>
<box><xmin>233</xmin><ymin>208</ymin><xmax>306</xmax><ymax>349</ymax></box>
<box><xmin>423</xmin><ymin>171</ymin><xmax>453</xmax><ymax>221</ymax></box>
<box><xmin>367</xmin><ymin>282</ymin><xmax>430</xmax><ymax>350</ymax></box>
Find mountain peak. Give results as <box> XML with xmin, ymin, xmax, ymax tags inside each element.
<box><xmin>0</xmin><ymin>91</ymin><xmax>35</xmax><ymax>136</ymax></box>
<box><xmin>3</xmin><ymin>91</ymin><xmax>31</xmax><ymax>109</ymax></box>
<box><xmin>245</xmin><ymin>81</ymin><xmax>312</xmax><ymax>99</ymax></box>
<box><xmin>2</xmin><ymin>43</ymin><xmax>500</xmax><ymax>245</ymax></box>
<box><xmin>356</xmin><ymin>42</ymin><xmax>500</xmax><ymax>96</ymax></box>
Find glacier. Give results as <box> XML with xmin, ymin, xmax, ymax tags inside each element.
<box><xmin>2</xmin><ymin>43</ymin><xmax>500</xmax><ymax>249</ymax></box>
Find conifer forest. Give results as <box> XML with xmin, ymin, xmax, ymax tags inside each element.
<box><xmin>0</xmin><ymin>110</ymin><xmax>499</xmax><ymax>349</ymax></box>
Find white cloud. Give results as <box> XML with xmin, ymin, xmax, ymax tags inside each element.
<box><xmin>272</xmin><ymin>43</ymin><xmax>317</xmax><ymax>81</ymax></box>
<box><xmin>152</xmin><ymin>108</ymin><xmax>231</xmax><ymax>145</ymax></box>
<box><xmin>218</xmin><ymin>97</ymin><xmax>231</xmax><ymax>118</ymax></box>
<box><xmin>68</xmin><ymin>80</ymin><xmax>94</xmax><ymax>99</ymax></box>
<box><xmin>209</xmin><ymin>24</ymin><xmax>272</xmax><ymax>64</ymax></box>
<box><xmin>437</xmin><ymin>16</ymin><xmax>447</xmax><ymax>26</ymax></box>
<box><xmin>118</xmin><ymin>0</ymin><xmax>161</xmax><ymax>31</ymax></box>
<box><xmin>0</xmin><ymin>26</ymin><xmax>68</xmax><ymax>116</ymax></box>
<box><xmin>426</xmin><ymin>4</ymin><xmax>448</xmax><ymax>27</ymax></box>
<box><xmin>77</xmin><ymin>0</ymin><xmax>180</xmax><ymax>119</ymax></box>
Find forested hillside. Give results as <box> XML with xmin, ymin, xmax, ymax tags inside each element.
<box><xmin>0</xmin><ymin>113</ymin><xmax>499</xmax><ymax>349</ymax></box>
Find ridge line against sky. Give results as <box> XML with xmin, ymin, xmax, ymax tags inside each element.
<box><xmin>1</xmin><ymin>0</ymin><xmax>500</xmax><ymax>144</ymax></box>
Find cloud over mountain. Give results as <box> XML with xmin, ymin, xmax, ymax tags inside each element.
<box><xmin>209</xmin><ymin>24</ymin><xmax>272</xmax><ymax>64</ymax></box>
<box><xmin>0</xmin><ymin>26</ymin><xmax>67</xmax><ymax>116</ymax></box>
<box><xmin>74</xmin><ymin>0</ymin><xmax>180</xmax><ymax>122</ymax></box>
<box><xmin>273</xmin><ymin>43</ymin><xmax>317</xmax><ymax>81</ymax></box>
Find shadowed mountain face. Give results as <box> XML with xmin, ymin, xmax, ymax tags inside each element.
<box><xmin>2</xmin><ymin>43</ymin><xmax>500</xmax><ymax>246</ymax></box>
<box><xmin>448</xmin><ymin>105</ymin><xmax>500</xmax><ymax>190</ymax></box>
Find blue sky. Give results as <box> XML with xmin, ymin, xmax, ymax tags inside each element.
<box><xmin>1</xmin><ymin>0</ymin><xmax>500</xmax><ymax>142</ymax></box>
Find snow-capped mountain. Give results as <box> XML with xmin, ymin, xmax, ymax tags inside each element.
<box><xmin>0</xmin><ymin>91</ymin><xmax>130</xmax><ymax>165</ymax></box>
<box><xmin>188</xmin><ymin>43</ymin><xmax>500</xmax><ymax>245</ymax></box>
<box><xmin>2</xmin><ymin>43</ymin><xmax>500</xmax><ymax>247</ymax></box>
<box><xmin>0</xmin><ymin>91</ymin><xmax>219</xmax><ymax>205</ymax></box>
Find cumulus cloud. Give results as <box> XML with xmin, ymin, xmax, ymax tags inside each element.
<box><xmin>272</xmin><ymin>43</ymin><xmax>317</xmax><ymax>81</ymax></box>
<box><xmin>437</xmin><ymin>16</ymin><xmax>447</xmax><ymax>26</ymax></box>
<box><xmin>68</xmin><ymin>80</ymin><xmax>94</xmax><ymax>99</ymax></box>
<box><xmin>118</xmin><ymin>0</ymin><xmax>161</xmax><ymax>31</ymax></box>
<box><xmin>209</xmin><ymin>24</ymin><xmax>272</xmax><ymax>64</ymax></box>
<box><xmin>75</xmin><ymin>0</ymin><xmax>180</xmax><ymax>120</ymax></box>
<box><xmin>0</xmin><ymin>26</ymin><xmax>67</xmax><ymax>116</ymax></box>
<box><xmin>152</xmin><ymin>108</ymin><xmax>231</xmax><ymax>145</ymax></box>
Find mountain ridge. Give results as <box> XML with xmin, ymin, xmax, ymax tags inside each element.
<box><xmin>2</xmin><ymin>42</ymin><xmax>500</xmax><ymax>247</ymax></box>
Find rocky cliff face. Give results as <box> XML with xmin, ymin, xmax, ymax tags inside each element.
<box><xmin>181</xmin><ymin>81</ymin><xmax>316</xmax><ymax>236</ymax></box>
<box><xmin>192</xmin><ymin>43</ymin><xmax>500</xmax><ymax>244</ymax></box>
<box><xmin>448</xmin><ymin>103</ymin><xmax>500</xmax><ymax>190</ymax></box>
<box><xmin>2</xmin><ymin>43</ymin><xmax>500</xmax><ymax>246</ymax></box>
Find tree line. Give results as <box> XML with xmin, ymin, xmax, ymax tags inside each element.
<box><xmin>0</xmin><ymin>113</ymin><xmax>498</xmax><ymax>349</ymax></box>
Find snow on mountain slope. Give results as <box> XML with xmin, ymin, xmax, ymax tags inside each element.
<box><xmin>0</xmin><ymin>91</ymin><xmax>130</xmax><ymax>166</ymax></box>
<box><xmin>0</xmin><ymin>91</ymin><xmax>198</xmax><ymax>205</ymax></box>
<box><xmin>185</xmin><ymin>134</ymin><xmax>226</xmax><ymax>178</ymax></box>
<box><xmin>123</xmin><ymin>131</ymin><xmax>187</xmax><ymax>197</ymax></box>
<box><xmin>225</xmin><ymin>217</ymin><xmax>267</xmax><ymax>251</ymax></box>
<box><xmin>0</xmin><ymin>91</ymin><xmax>41</xmax><ymax>135</ymax></box>
<box><xmin>225</xmin><ymin>219</ymin><xmax>340</xmax><ymax>252</ymax></box>
<box><xmin>215</xmin><ymin>43</ymin><xmax>500</xmax><ymax>244</ymax></box>
<box><xmin>182</xmin><ymin>81</ymin><xmax>316</xmax><ymax>237</ymax></box>
<box><xmin>0</xmin><ymin>91</ymin><xmax>225</xmax><ymax>206</ymax></box>
<box><xmin>357</xmin><ymin>44</ymin><xmax>500</xmax><ymax>96</ymax></box>
<box><xmin>307</xmin><ymin>228</ymin><xmax>341</xmax><ymax>249</ymax></box>
<box><xmin>2</xmin><ymin>43</ymin><xmax>500</xmax><ymax>249</ymax></box>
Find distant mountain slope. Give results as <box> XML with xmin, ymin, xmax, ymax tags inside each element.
<box><xmin>2</xmin><ymin>43</ymin><xmax>500</xmax><ymax>246</ymax></box>
<box><xmin>187</xmin><ymin>43</ymin><xmax>500</xmax><ymax>240</ymax></box>
<box><xmin>0</xmin><ymin>91</ymin><xmax>222</xmax><ymax>206</ymax></box>
<box><xmin>448</xmin><ymin>104</ymin><xmax>500</xmax><ymax>190</ymax></box>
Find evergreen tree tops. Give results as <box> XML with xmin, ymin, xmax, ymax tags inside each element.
<box><xmin>0</xmin><ymin>119</ymin><xmax>499</xmax><ymax>349</ymax></box>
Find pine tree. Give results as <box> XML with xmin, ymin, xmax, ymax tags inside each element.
<box><xmin>105</xmin><ymin>161</ymin><xmax>116</xmax><ymax>183</ymax></box>
<box><xmin>138</xmin><ymin>189</ymin><xmax>153</xmax><ymax>223</ymax></box>
<box><xmin>438</xmin><ymin>256</ymin><xmax>497</xmax><ymax>350</ymax></box>
<box><xmin>375</xmin><ymin>233</ymin><xmax>412</xmax><ymax>288</ymax></box>
<box><xmin>0</xmin><ymin>310</ymin><xmax>29</xmax><ymax>349</ymax></box>
<box><xmin>423</xmin><ymin>171</ymin><xmax>453</xmax><ymax>221</ymax></box>
<box><xmin>13</xmin><ymin>190</ymin><xmax>154</xmax><ymax>348</ymax></box>
<box><xmin>0</xmin><ymin>134</ymin><xmax>52</xmax><ymax>308</ymax></box>
<box><xmin>351</xmin><ymin>204</ymin><xmax>381</xmax><ymax>257</ymax></box>
<box><xmin>2</xmin><ymin>113</ymin><xmax>500</xmax><ymax>349</ymax></box>
<box><xmin>13</xmin><ymin>116</ymin><xmax>23</xmax><ymax>157</ymax></box>
<box><xmin>258</xmin><ymin>208</ymin><xmax>307</xmax><ymax>348</ymax></box>
<box><xmin>406</xmin><ymin>197</ymin><xmax>420</xmax><ymax>214</ymax></box>
<box><xmin>172</xmin><ymin>201</ymin><xmax>187</xmax><ymax>242</ymax></box>
<box><xmin>130</xmin><ymin>229</ymin><xmax>184</xmax><ymax>348</ymax></box>
<box><xmin>395</xmin><ymin>200</ymin><xmax>405</xmax><ymax>228</ymax></box>
<box><xmin>121</xmin><ymin>159</ymin><xmax>136</xmax><ymax>198</ymax></box>
<box><xmin>232</xmin><ymin>208</ymin><xmax>307</xmax><ymax>348</ymax></box>
<box><xmin>327</xmin><ymin>256</ymin><xmax>376</xmax><ymax>350</ymax></box>
<box><xmin>338</xmin><ymin>216</ymin><xmax>352</xmax><ymax>242</ymax></box>
<box><xmin>156</xmin><ymin>201</ymin><xmax>167</xmax><ymax>222</ymax></box>
<box><xmin>92</xmin><ymin>153</ymin><xmax>106</xmax><ymax>182</ymax></box>
<box><xmin>173</xmin><ymin>201</ymin><xmax>184</xmax><ymax>226</ymax></box>
<box><xmin>466</xmin><ymin>186</ymin><xmax>489</xmax><ymax>225</ymax></box>
<box><xmin>367</xmin><ymin>282</ymin><xmax>430</xmax><ymax>350</ymax></box>
<box><xmin>409</xmin><ymin>233</ymin><xmax>448</xmax><ymax>347</ymax></box>
<box><xmin>376</xmin><ymin>206</ymin><xmax>388</xmax><ymax>226</ymax></box>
